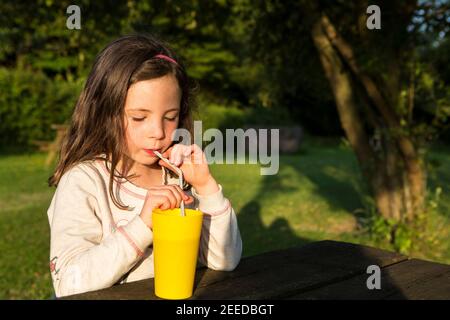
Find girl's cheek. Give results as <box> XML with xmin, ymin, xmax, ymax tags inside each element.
<box><xmin>126</xmin><ymin>123</ymin><xmax>142</xmax><ymax>147</ymax></box>
<box><xmin>134</xmin><ymin>124</ymin><xmax>145</xmax><ymax>137</ymax></box>
<box><xmin>166</xmin><ymin>122</ymin><xmax>179</xmax><ymax>142</ymax></box>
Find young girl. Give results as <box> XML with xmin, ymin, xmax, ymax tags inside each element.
<box><xmin>47</xmin><ymin>34</ymin><xmax>242</xmax><ymax>298</ymax></box>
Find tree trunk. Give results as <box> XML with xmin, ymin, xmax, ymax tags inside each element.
<box><xmin>311</xmin><ymin>19</ymin><xmax>392</xmax><ymax>220</ymax></box>
<box><xmin>311</xmin><ymin>15</ymin><xmax>426</xmax><ymax>224</ymax></box>
<box><xmin>317</xmin><ymin>14</ymin><xmax>426</xmax><ymax>222</ymax></box>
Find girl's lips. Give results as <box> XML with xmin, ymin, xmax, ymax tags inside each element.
<box><xmin>143</xmin><ymin>149</ymin><xmax>161</xmax><ymax>156</ymax></box>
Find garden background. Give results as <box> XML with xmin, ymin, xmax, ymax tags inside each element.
<box><xmin>0</xmin><ymin>0</ymin><xmax>449</xmax><ymax>299</ymax></box>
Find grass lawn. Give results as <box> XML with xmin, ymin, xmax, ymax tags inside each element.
<box><xmin>1</xmin><ymin>142</ymin><xmax>449</xmax><ymax>299</ymax></box>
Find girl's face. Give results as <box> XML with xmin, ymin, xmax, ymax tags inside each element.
<box><xmin>123</xmin><ymin>74</ymin><xmax>181</xmax><ymax>166</ymax></box>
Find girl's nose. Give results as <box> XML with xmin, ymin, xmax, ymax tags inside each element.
<box><xmin>148</xmin><ymin>119</ymin><xmax>165</xmax><ymax>140</ymax></box>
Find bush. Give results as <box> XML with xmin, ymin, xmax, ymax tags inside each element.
<box><xmin>194</xmin><ymin>94</ymin><xmax>296</xmax><ymax>131</ymax></box>
<box><xmin>194</xmin><ymin>102</ymin><xmax>247</xmax><ymax>131</ymax></box>
<box><xmin>0</xmin><ymin>68</ymin><xmax>82</xmax><ymax>147</ymax></box>
<box><xmin>0</xmin><ymin>68</ymin><xmax>302</xmax><ymax>148</ymax></box>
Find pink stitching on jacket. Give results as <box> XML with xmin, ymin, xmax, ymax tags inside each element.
<box><xmin>117</xmin><ymin>227</ymin><xmax>144</xmax><ymax>258</ymax></box>
<box><xmin>99</xmin><ymin>161</ymin><xmax>146</xmax><ymax>200</ymax></box>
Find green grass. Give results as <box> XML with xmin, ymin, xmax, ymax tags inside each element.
<box><xmin>1</xmin><ymin>142</ymin><xmax>449</xmax><ymax>299</ymax></box>
<box><xmin>0</xmin><ymin>152</ymin><xmax>55</xmax><ymax>299</ymax></box>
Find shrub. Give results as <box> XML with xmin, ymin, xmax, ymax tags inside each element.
<box><xmin>194</xmin><ymin>93</ymin><xmax>296</xmax><ymax>132</ymax></box>
<box><xmin>0</xmin><ymin>68</ymin><xmax>82</xmax><ymax>147</ymax></box>
<box><xmin>194</xmin><ymin>102</ymin><xmax>247</xmax><ymax>131</ymax></box>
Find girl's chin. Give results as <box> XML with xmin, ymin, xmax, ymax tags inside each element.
<box><xmin>136</xmin><ymin>155</ymin><xmax>159</xmax><ymax>166</ymax></box>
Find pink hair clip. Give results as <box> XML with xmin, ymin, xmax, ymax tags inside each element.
<box><xmin>153</xmin><ymin>54</ymin><xmax>178</xmax><ymax>66</ymax></box>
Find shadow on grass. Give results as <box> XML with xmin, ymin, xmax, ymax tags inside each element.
<box><xmin>239</xmin><ymin>200</ymin><xmax>312</xmax><ymax>257</ymax></box>
<box><xmin>237</xmin><ymin>146</ymin><xmax>367</xmax><ymax>257</ymax></box>
<box><xmin>235</xmin><ymin>150</ymin><xmax>410</xmax><ymax>299</ymax></box>
<box><xmin>237</xmin><ymin>161</ymin><xmax>312</xmax><ymax>258</ymax></box>
<box><xmin>285</xmin><ymin>150</ymin><xmax>366</xmax><ymax>214</ymax></box>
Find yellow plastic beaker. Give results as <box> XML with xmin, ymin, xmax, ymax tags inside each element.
<box><xmin>152</xmin><ymin>208</ymin><xmax>203</xmax><ymax>299</ymax></box>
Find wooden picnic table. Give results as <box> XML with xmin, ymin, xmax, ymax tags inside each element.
<box><xmin>62</xmin><ymin>240</ymin><xmax>450</xmax><ymax>300</ymax></box>
<box><xmin>31</xmin><ymin>124</ymin><xmax>68</xmax><ymax>167</ymax></box>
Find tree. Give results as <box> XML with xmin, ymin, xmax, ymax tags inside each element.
<box><xmin>246</xmin><ymin>0</ymin><xmax>450</xmax><ymax>247</ymax></box>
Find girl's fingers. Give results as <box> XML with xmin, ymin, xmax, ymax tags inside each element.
<box><xmin>164</xmin><ymin>144</ymin><xmax>177</xmax><ymax>163</ymax></box>
<box><xmin>157</xmin><ymin>185</ymin><xmax>190</xmax><ymax>207</ymax></box>
<box><xmin>172</xmin><ymin>144</ymin><xmax>189</xmax><ymax>166</ymax></box>
<box><xmin>151</xmin><ymin>190</ymin><xmax>177</xmax><ymax>208</ymax></box>
<box><xmin>149</xmin><ymin>194</ymin><xmax>169</xmax><ymax>210</ymax></box>
<box><xmin>159</xmin><ymin>196</ymin><xmax>192</xmax><ymax>209</ymax></box>
<box><xmin>190</xmin><ymin>144</ymin><xmax>205</xmax><ymax>164</ymax></box>
<box><xmin>161</xmin><ymin>145</ymin><xmax>174</xmax><ymax>159</ymax></box>
<box><xmin>159</xmin><ymin>197</ymin><xmax>171</xmax><ymax>210</ymax></box>
<box><xmin>162</xmin><ymin>144</ymin><xmax>205</xmax><ymax>167</ymax></box>
<box><xmin>181</xmin><ymin>145</ymin><xmax>194</xmax><ymax>164</ymax></box>
<box><xmin>171</xmin><ymin>185</ymin><xmax>190</xmax><ymax>201</ymax></box>
<box><xmin>185</xmin><ymin>196</ymin><xmax>194</xmax><ymax>204</ymax></box>
<box><xmin>170</xmin><ymin>145</ymin><xmax>182</xmax><ymax>166</ymax></box>
<box><xmin>164</xmin><ymin>185</ymin><xmax>183</xmax><ymax>207</ymax></box>
<box><xmin>170</xmin><ymin>144</ymin><xmax>199</xmax><ymax>166</ymax></box>
<box><xmin>158</xmin><ymin>159</ymin><xmax>172</xmax><ymax>171</ymax></box>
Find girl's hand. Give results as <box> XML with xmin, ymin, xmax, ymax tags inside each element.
<box><xmin>139</xmin><ymin>184</ymin><xmax>194</xmax><ymax>229</ymax></box>
<box><xmin>159</xmin><ymin>144</ymin><xmax>220</xmax><ymax>196</ymax></box>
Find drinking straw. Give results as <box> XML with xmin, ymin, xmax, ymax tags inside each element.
<box><xmin>153</xmin><ymin>150</ymin><xmax>185</xmax><ymax>217</ymax></box>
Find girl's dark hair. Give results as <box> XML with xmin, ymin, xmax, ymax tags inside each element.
<box><xmin>48</xmin><ymin>34</ymin><xmax>196</xmax><ymax>209</ymax></box>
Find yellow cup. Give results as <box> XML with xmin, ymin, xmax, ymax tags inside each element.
<box><xmin>152</xmin><ymin>208</ymin><xmax>203</xmax><ymax>299</ymax></box>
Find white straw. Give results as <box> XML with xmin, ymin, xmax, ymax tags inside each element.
<box><xmin>154</xmin><ymin>150</ymin><xmax>185</xmax><ymax>217</ymax></box>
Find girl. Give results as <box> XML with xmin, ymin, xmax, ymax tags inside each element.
<box><xmin>47</xmin><ymin>34</ymin><xmax>242</xmax><ymax>298</ymax></box>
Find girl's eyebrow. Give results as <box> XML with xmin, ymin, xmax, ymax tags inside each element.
<box><xmin>128</xmin><ymin>107</ymin><xmax>179</xmax><ymax>113</ymax></box>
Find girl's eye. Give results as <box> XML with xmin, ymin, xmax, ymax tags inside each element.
<box><xmin>132</xmin><ymin>117</ymin><xmax>145</xmax><ymax>122</ymax></box>
<box><xmin>165</xmin><ymin>116</ymin><xmax>178</xmax><ymax>121</ymax></box>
